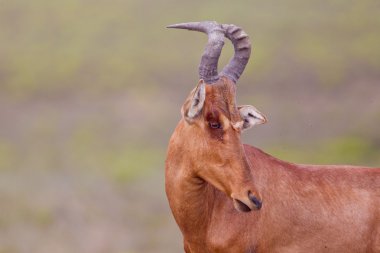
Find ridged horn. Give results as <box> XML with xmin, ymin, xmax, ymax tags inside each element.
<box><xmin>220</xmin><ymin>24</ymin><xmax>252</xmax><ymax>83</ymax></box>
<box><xmin>167</xmin><ymin>21</ymin><xmax>225</xmax><ymax>84</ymax></box>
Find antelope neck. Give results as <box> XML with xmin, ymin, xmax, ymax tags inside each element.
<box><xmin>174</xmin><ymin>165</ymin><xmax>216</xmax><ymax>240</ymax></box>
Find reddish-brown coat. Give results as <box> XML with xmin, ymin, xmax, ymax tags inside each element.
<box><xmin>165</xmin><ymin>78</ymin><xmax>380</xmax><ymax>253</ymax></box>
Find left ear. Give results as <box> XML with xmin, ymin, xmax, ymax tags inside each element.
<box><xmin>181</xmin><ymin>79</ymin><xmax>206</xmax><ymax>122</ymax></box>
<box><xmin>238</xmin><ymin>105</ymin><xmax>267</xmax><ymax>131</ymax></box>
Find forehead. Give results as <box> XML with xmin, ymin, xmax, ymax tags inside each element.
<box><xmin>204</xmin><ymin>78</ymin><xmax>241</xmax><ymax>122</ymax></box>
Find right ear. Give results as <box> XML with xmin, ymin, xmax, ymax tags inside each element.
<box><xmin>237</xmin><ymin>105</ymin><xmax>267</xmax><ymax>131</ymax></box>
<box><xmin>181</xmin><ymin>80</ymin><xmax>206</xmax><ymax>122</ymax></box>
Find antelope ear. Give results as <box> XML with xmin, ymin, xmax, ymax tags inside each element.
<box><xmin>238</xmin><ymin>105</ymin><xmax>267</xmax><ymax>131</ymax></box>
<box><xmin>181</xmin><ymin>80</ymin><xmax>206</xmax><ymax>121</ymax></box>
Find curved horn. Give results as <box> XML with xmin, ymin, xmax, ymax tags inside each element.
<box><xmin>220</xmin><ymin>24</ymin><xmax>251</xmax><ymax>83</ymax></box>
<box><xmin>167</xmin><ymin>21</ymin><xmax>225</xmax><ymax>84</ymax></box>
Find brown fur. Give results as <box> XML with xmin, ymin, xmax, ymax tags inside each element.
<box><xmin>165</xmin><ymin>77</ymin><xmax>380</xmax><ymax>253</ymax></box>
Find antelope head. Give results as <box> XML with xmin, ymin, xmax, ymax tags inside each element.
<box><xmin>167</xmin><ymin>21</ymin><xmax>267</xmax><ymax>212</ymax></box>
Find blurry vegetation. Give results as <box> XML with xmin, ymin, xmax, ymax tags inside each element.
<box><xmin>0</xmin><ymin>141</ymin><xmax>15</xmax><ymax>171</ymax></box>
<box><xmin>269</xmin><ymin>136</ymin><xmax>380</xmax><ymax>166</ymax></box>
<box><xmin>1</xmin><ymin>0</ymin><xmax>380</xmax><ymax>97</ymax></box>
<box><xmin>105</xmin><ymin>147</ymin><xmax>163</xmax><ymax>183</ymax></box>
<box><xmin>0</xmin><ymin>0</ymin><xmax>379</xmax><ymax>252</ymax></box>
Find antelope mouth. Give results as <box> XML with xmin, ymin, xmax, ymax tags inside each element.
<box><xmin>232</xmin><ymin>192</ymin><xmax>262</xmax><ymax>212</ymax></box>
<box><xmin>233</xmin><ymin>198</ymin><xmax>252</xmax><ymax>212</ymax></box>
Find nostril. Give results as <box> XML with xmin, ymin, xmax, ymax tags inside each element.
<box><xmin>248</xmin><ymin>191</ymin><xmax>262</xmax><ymax>210</ymax></box>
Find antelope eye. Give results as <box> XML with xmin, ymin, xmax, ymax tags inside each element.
<box><xmin>209</xmin><ymin>122</ymin><xmax>222</xmax><ymax>129</ymax></box>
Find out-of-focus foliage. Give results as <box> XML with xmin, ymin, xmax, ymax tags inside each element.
<box><xmin>1</xmin><ymin>0</ymin><xmax>380</xmax><ymax>96</ymax></box>
<box><xmin>269</xmin><ymin>136</ymin><xmax>380</xmax><ymax>166</ymax></box>
<box><xmin>0</xmin><ymin>0</ymin><xmax>379</xmax><ymax>252</ymax></box>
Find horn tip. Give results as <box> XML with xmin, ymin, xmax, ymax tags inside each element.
<box><xmin>166</xmin><ymin>23</ymin><xmax>193</xmax><ymax>30</ymax></box>
<box><xmin>166</xmin><ymin>24</ymin><xmax>177</xmax><ymax>28</ymax></box>
<box><xmin>166</xmin><ymin>21</ymin><xmax>219</xmax><ymax>30</ymax></box>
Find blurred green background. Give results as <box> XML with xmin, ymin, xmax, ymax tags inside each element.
<box><xmin>0</xmin><ymin>0</ymin><xmax>379</xmax><ymax>252</ymax></box>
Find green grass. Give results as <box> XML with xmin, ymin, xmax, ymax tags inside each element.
<box><xmin>268</xmin><ymin>136</ymin><xmax>380</xmax><ymax>166</ymax></box>
<box><xmin>105</xmin><ymin>147</ymin><xmax>164</xmax><ymax>183</ymax></box>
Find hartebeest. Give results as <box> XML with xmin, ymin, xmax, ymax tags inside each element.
<box><xmin>165</xmin><ymin>21</ymin><xmax>380</xmax><ymax>253</ymax></box>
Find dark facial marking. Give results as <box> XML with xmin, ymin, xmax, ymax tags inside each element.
<box><xmin>206</xmin><ymin>111</ymin><xmax>224</xmax><ymax>141</ymax></box>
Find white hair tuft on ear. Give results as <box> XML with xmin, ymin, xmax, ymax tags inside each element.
<box><xmin>238</xmin><ymin>105</ymin><xmax>267</xmax><ymax>131</ymax></box>
<box><xmin>187</xmin><ymin>80</ymin><xmax>206</xmax><ymax>119</ymax></box>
